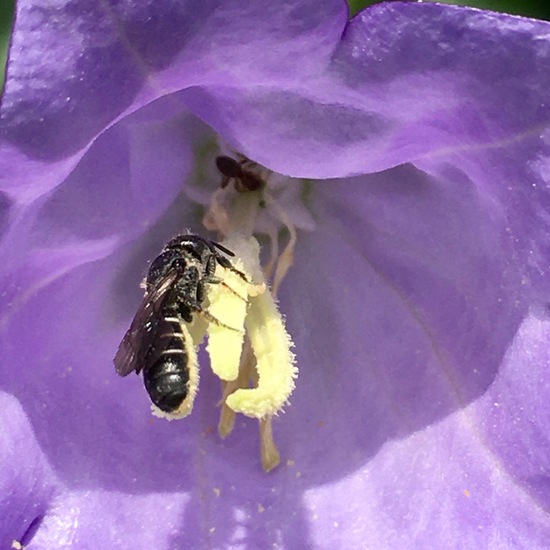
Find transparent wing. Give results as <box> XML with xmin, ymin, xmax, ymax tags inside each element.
<box><xmin>114</xmin><ymin>271</ymin><xmax>178</xmax><ymax>376</ymax></box>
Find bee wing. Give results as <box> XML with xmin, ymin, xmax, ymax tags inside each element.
<box><xmin>114</xmin><ymin>271</ymin><xmax>178</xmax><ymax>376</ymax></box>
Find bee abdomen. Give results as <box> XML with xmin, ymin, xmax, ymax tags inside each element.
<box><xmin>143</xmin><ymin>318</ymin><xmax>191</xmax><ymax>413</ymax></box>
<box><xmin>144</xmin><ymin>357</ymin><xmax>190</xmax><ymax>413</ymax></box>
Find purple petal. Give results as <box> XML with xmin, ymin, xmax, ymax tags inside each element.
<box><xmin>1</xmin><ymin>0</ymin><xmax>346</xmax><ymax>164</ymax></box>
<box><xmin>178</xmin><ymin>3</ymin><xmax>550</xmax><ymax>178</ymax></box>
<box><xmin>276</xmin><ymin>165</ymin><xmax>550</xmax><ymax>545</ymax></box>
<box><xmin>0</xmin><ymin>393</ymin><xmax>57</xmax><ymax>549</ymax></box>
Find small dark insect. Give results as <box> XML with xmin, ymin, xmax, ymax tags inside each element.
<box><xmin>114</xmin><ymin>234</ymin><xmax>246</xmax><ymax>415</ymax></box>
<box><xmin>215</xmin><ymin>155</ymin><xmax>265</xmax><ymax>192</ymax></box>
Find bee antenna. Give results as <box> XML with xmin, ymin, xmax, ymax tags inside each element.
<box><xmin>211</xmin><ymin>241</ymin><xmax>235</xmax><ymax>257</ymax></box>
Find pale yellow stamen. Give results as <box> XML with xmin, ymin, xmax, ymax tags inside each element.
<box><xmin>200</xmin><ymin>153</ymin><xmax>301</xmax><ymax>471</ymax></box>
<box><xmin>203</xmin><ymin>187</ymin><xmax>232</xmax><ymax>235</ymax></box>
<box><xmin>225</xmin><ymin>282</ymin><xmax>296</xmax><ymax>418</ymax></box>
<box><xmin>217</xmin><ymin>337</ymin><xmax>255</xmax><ymax>438</ymax></box>
<box><xmin>206</xmin><ymin>257</ymin><xmax>264</xmax><ymax>381</ymax></box>
<box><xmin>259</xmin><ymin>416</ymin><xmax>280</xmax><ymax>473</ymax></box>
<box><xmin>269</xmin><ymin>198</ymin><xmax>298</xmax><ymax>297</ymax></box>
<box><xmin>209</xmin><ymin>236</ymin><xmax>297</xmax><ymax>419</ymax></box>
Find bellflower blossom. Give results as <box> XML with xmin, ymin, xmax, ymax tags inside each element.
<box><xmin>2</xmin><ymin>0</ymin><xmax>550</xmax><ymax>547</ymax></box>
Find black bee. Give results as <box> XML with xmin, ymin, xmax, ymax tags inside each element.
<box><xmin>215</xmin><ymin>155</ymin><xmax>265</xmax><ymax>192</ymax></box>
<box><xmin>114</xmin><ymin>234</ymin><xmax>245</xmax><ymax>415</ymax></box>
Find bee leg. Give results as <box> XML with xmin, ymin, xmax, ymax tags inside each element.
<box><xmin>202</xmin><ymin>275</ymin><xmax>223</xmax><ymax>285</ymax></box>
<box><xmin>198</xmin><ymin>306</ymin><xmax>242</xmax><ymax>332</ymax></box>
<box><xmin>205</xmin><ymin>254</ymin><xmax>219</xmax><ymax>279</ymax></box>
<box><xmin>201</xmin><ymin>254</ymin><xmax>248</xmax><ymax>300</ymax></box>
<box><xmin>195</xmin><ymin>279</ymin><xmax>206</xmax><ymax>304</ymax></box>
<box><xmin>201</xmin><ymin>257</ymin><xmax>223</xmax><ymax>286</ymax></box>
<box><xmin>181</xmin><ymin>292</ymin><xmax>241</xmax><ymax>332</ymax></box>
<box><xmin>175</xmin><ymin>303</ymin><xmax>194</xmax><ymax>323</ymax></box>
<box><xmin>216</xmin><ymin>255</ymin><xmax>249</xmax><ymax>282</ymax></box>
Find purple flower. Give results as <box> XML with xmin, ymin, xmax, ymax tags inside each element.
<box><xmin>2</xmin><ymin>0</ymin><xmax>550</xmax><ymax>547</ymax></box>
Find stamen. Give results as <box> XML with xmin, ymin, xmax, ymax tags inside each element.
<box><xmin>263</xmin><ymin>226</ymin><xmax>280</xmax><ymax>281</ymax></box>
<box><xmin>204</xmin><ymin>235</ymin><xmax>296</xmax><ymax>475</ymax></box>
<box><xmin>206</xmin><ymin>255</ymin><xmax>264</xmax><ymax>381</ymax></box>
<box><xmin>225</xmin><ymin>265</ymin><xmax>297</xmax><ymax>418</ymax></box>
<box><xmin>218</xmin><ymin>337</ymin><xmax>255</xmax><ymax>438</ymax></box>
<box><xmin>203</xmin><ymin>187</ymin><xmax>231</xmax><ymax>235</ymax></box>
<box><xmin>265</xmin><ymin>196</ymin><xmax>297</xmax><ymax>297</ymax></box>
<box><xmin>259</xmin><ymin>416</ymin><xmax>281</xmax><ymax>473</ymax></box>
<box><xmin>201</xmin><ymin>151</ymin><xmax>302</xmax><ymax>471</ymax></box>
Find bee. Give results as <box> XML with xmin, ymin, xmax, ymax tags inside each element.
<box><xmin>114</xmin><ymin>234</ymin><xmax>246</xmax><ymax>415</ymax></box>
<box><xmin>215</xmin><ymin>155</ymin><xmax>265</xmax><ymax>192</ymax></box>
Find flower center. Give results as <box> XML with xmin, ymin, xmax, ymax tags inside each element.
<box><xmin>197</xmin><ymin>150</ymin><xmax>307</xmax><ymax>472</ymax></box>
